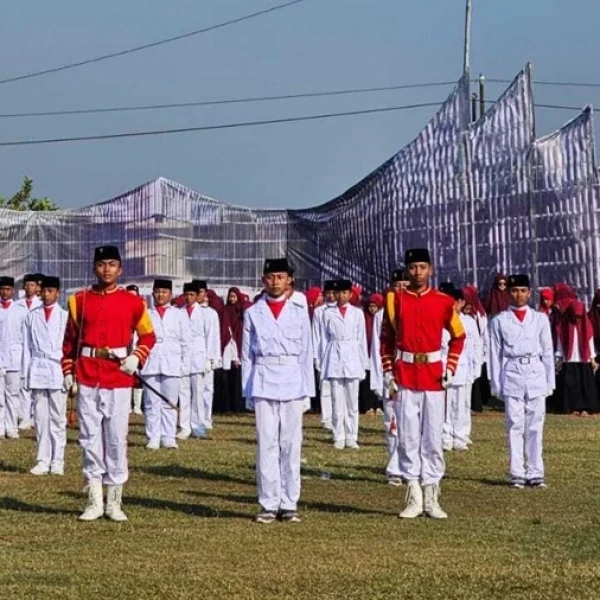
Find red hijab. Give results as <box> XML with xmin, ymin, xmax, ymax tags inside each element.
<box><xmin>587</xmin><ymin>289</ymin><xmax>600</xmax><ymax>355</ymax></box>
<box><xmin>462</xmin><ymin>285</ymin><xmax>485</xmax><ymax>317</ymax></box>
<box><xmin>556</xmin><ymin>299</ymin><xmax>593</xmax><ymax>362</ymax></box>
<box><xmin>305</xmin><ymin>286</ymin><xmax>322</xmax><ymax>321</ymax></box>
<box><xmin>221</xmin><ymin>287</ymin><xmax>244</xmax><ymax>353</ymax></box>
<box><xmin>364</xmin><ymin>293</ymin><xmax>384</xmax><ymax>354</ymax></box>
<box><xmin>484</xmin><ymin>274</ymin><xmax>511</xmax><ymax>316</ymax></box>
<box><xmin>538</xmin><ymin>288</ymin><xmax>554</xmax><ymax>316</ymax></box>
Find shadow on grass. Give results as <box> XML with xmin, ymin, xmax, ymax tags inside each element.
<box><xmin>139</xmin><ymin>464</ymin><xmax>254</xmax><ymax>486</ymax></box>
<box><xmin>125</xmin><ymin>495</ymin><xmax>252</xmax><ymax>519</ymax></box>
<box><xmin>0</xmin><ymin>461</ymin><xmax>28</xmax><ymax>474</ymax></box>
<box><xmin>185</xmin><ymin>489</ymin><xmax>393</xmax><ymax>516</ymax></box>
<box><xmin>0</xmin><ymin>497</ymin><xmax>80</xmax><ymax>516</ymax></box>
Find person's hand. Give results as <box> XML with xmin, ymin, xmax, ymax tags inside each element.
<box><xmin>555</xmin><ymin>357</ymin><xmax>563</xmax><ymax>373</ymax></box>
<box><xmin>441</xmin><ymin>370</ymin><xmax>454</xmax><ymax>390</ymax></box>
<box><xmin>120</xmin><ymin>355</ymin><xmax>140</xmax><ymax>375</ymax></box>
<box><xmin>204</xmin><ymin>360</ymin><xmax>213</xmax><ymax>373</ymax></box>
<box><xmin>63</xmin><ymin>374</ymin><xmax>76</xmax><ymax>394</ymax></box>
<box><xmin>384</xmin><ymin>372</ymin><xmax>399</xmax><ymax>398</ymax></box>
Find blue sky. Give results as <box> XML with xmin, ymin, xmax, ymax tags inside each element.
<box><xmin>0</xmin><ymin>0</ymin><xmax>598</xmax><ymax>209</ymax></box>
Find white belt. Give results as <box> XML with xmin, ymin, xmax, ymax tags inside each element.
<box><xmin>507</xmin><ymin>356</ymin><xmax>540</xmax><ymax>365</ymax></box>
<box><xmin>255</xmin><ymin>356</ymin><xmax>299</xmax><ymax>366</ymax></box>
<box><xmin>80</xmin><ymin>346</ymin><xmax>128</xmax><ymax>359</ymax></box>
<box><xmin>395</xmin><ymin>350</ymin><xmax>442</xmax><ymax>364</ymax></box>
<box><xmin>155</xmin><ymin>337</ymin><xmax>179</xmax><ymax>343</ymax></box>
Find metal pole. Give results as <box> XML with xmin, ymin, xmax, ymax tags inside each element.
<box><xmin>463</xmin><ymin>0</ymin><xmax>473</xmax><ymax>76</ymax></box>
<box><xmin>479</xmin><ymin>74</ymin><xmax>485</xmax><ymax>117</ymax></box>
<box><xmin>471</xmin><ymin>93</ymin><xmax>478</xmax><ymax>122</ymax></box>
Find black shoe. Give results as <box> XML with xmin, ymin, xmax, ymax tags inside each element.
<box><xmin>255</xmin><ymin>510</ymin><xmax>277</xmax><ymax>524</ymax></box>
<box><xmin>526</xmin><ymin>478</ymin><xmax>547</xmax><ymax>489</ymax></box>
<box><xmin>280</xmin><ymin>510</ymin><xmax>302</xmax><ymax>523</ymax></box>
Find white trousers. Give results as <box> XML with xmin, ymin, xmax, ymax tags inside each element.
<box><xmin>465</xmin><ymin>382</ymin><xmax>473</xmax><ymax>440</ymax></box>
<box><xmin>383</xmin><ymin>396</ymin><xmax>402</xmax><ymax>477</ymax></box>
<box><xmin>144</xmin><ymin>375</ymin><xmax>179</xmax><ymax>445</ymax></box>
<box><xmin>255</xmin><ymin>397</ymin><xmax>304</xmax><ymax>512</ymax></box>
<box><xmin>203</xmin><ymin>369</ymin><xmax>215</xmax><ymax>428</ymax></box>
<box><xmin>396</xmin><ymin>386</ymin><xmax>445</xmax><ymax>485</ymax></box>
<box><xmin>33</xmin><ymin>389</ymin><xmax>67</xmax><ymax>468</ymax></box>
<box><xmin>505</xmin><ymin>394</ymin><xmax>545</xmax><ymax>481</ymax></box>
<box><xmin>442</xmin><ymin>385</ymin><xmax>469</xmax><ymax>449</ymax></box>
<box><xmin>20</xmin><ymin>386</ymin><xmax>34</xmax><ymax>423</ymax></box>
<box><xmin>77</xmin><ymin>384</ymin><xmax>130</xmax><ymax>486</ymax></box>
<box><xmin>0</xmin><ymin>371</ymin><xmax>22</xmax><ymax>436</ymax></box>
<box><xmin>178</xmin><ymin>373</ymin><xmax>205</xmax><ymax>435</ymax></box>
<box><xmin>320</xmin><ymin>377</ymin><xmax>332</xmax><ymax>426</ymax></box>
<box><xmin>330</xmin><ymin>378</ymin><xmax>360</xmax><ymax>444</ymax></box>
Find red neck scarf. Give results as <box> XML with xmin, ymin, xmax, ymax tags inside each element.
<box><xmin>186</xmin><ymin>304</ymin><xmax>195</xmax><ymax>318</ymax></box>
<box><xmin>156</xmin><ymin>305</ymin><xmax>168</xmax><ymax>319</ymax></box>
<box><xmin>1</xmin><ymin>300</ymin><xmax>11</xmax><ymax>309</ymax></box>
<box><xmin>266</xmin><ymin>296</ymin><xmax>286</xmax><ymax>320</ymax></box>
<box><xmin>43</xmin><ymin>305</ymin><xmax>54</xmax><ymax>322</ymax></box>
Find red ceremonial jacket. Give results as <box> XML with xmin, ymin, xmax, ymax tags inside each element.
<box><xmin>380</xmin><ymin>286</ymin><xmax>465</xmax><ymax>391</ymax></box>
<box><xmin>61</xmin><ymin>286</ymin><xmax>156</xmax><ymax>389</ymax></box>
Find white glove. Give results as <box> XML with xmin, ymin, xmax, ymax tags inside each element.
<box><xmin>0</xmin><ymin>367</ymin><xmax>6</xmax><ymax>377</ymax></box>
<box><xmin>204</xmin><ymin>360</ymin><xmax>213</xmax><ymax>373</ymax></box>
<box><xmin>314</xmin><ymin>358</ymin><xmax>320</xmax><ymax>372</ymax></box>
<box><xmin>181</xmin><ymin>364</ymin><xmax>190</xmax><ymax>377</ymax></box>
<box><xmin>211</xmin><ymin>359</ymin><xmax>222</xmax><ymax>370</ymax></box>
<box><xmin>384</xmin><ymin>371</ymin><xmax>399</xmax><ymax>397</ymax></box>
<box><xmin>441</xmin><ymin>370</ymin><xmax>454</xmax><ymax>390</ymax></box>
<box><xmin>245</xmin><ymin>397</ymin><xmax>255</xmax><ymax>411</ymax></box>
<box><xmin>120</xmin><ymin>355</ymin><xmax>140</xmax><ymax>376</ymax></box>
<box><xmin>63</xmin><ymin>374</ymin><xmax>75</xmax><ymax>393</ymax></box>
<box><xmin>545</xmin><ymin>389</ymin><xmax>554</xmax><ymax>398</ymax></box>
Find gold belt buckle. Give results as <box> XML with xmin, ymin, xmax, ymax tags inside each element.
<box><xmin>95</xmin><ymin>347</ymin><xmax>111</xmax><ymax>360</ymax></box>
<box><xmin>413</xmin><ymin>353</ymin><xmax>428</xmax><ymax>364</ymax></box>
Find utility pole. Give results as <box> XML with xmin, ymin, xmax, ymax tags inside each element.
<box><xmin>463</xmin><ymin>0</ymin><xmax>472</xmax><ymax>77</ymax></box>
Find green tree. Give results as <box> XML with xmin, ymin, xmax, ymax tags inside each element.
<box><xmin>0</xmin><ymin>176</ymin><xmax>60</xmax><ymax>211</ymax></box>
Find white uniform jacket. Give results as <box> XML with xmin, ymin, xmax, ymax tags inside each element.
<box><xmin>0</xmin><ymin>301</ymin><xmax>29</xmax><ymax>372</ymax></box>
<box><xmin>180</xmin><ymin>304</ymin><xmax>221</xmax><ymax>374</ymax></box>
<box><xmin>312</xmin><ymin>302</ymin><xmax>335</xmax><ymax>370</ymax></box>
<box><xmin>22</xmin><ymin>304</ymin><xmax>68</xmax><ymax>390</ymax></box>
<box><xmin>16</xmin><ymin>296</ymin><xmax>42</xmax><ymax>312</ymax></box>
<box><xmin>142</xmin><ymin>305</ymin><xmax>192</xmax><ymax>377</ymax></box>
<box><xmin>242</xmin><ymin>298</ymin><xmax>315</xmax><ymax>401</ymax></box>
<box><xmin>489</xmin><ymin>306</ymin><xmax>555</xmax><ymax>399</ymax></box>
<box><xmin>369</xmin><ymin>308</ymin><xmax>385</xmax><ymax>396</ymax></box>
<box><xmin>321</xmin><ymin>304</ymin><xmax>368</xmax><ymax>380</ymax></box>
<box><xmin>443</xmin><ymin>313</ymin><xmax>481</xmax><ymax>386</ymax></box>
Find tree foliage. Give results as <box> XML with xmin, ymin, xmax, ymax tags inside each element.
<box><xmin>0</xmin><ymin>176</ymin><xmax>60</xmax><ymax>211</ymax></box>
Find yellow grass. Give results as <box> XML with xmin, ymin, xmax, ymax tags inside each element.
<box><xmin>1</xmin><ymin>412</ymin><xmax>600</xmax><ymax>599</ymax></box>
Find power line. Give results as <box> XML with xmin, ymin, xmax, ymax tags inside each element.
<box><xmin>0</xmin><ymin>0</ymin><xmax>309</xmax><ymax>86</ymax></box>
<box><xmin>0</xmin><ymin>99</ymin><xmax>589</xmax><ymax>148</ymax></box>
<box><xmin>488</xmin><ymin>78</ymin><xmax>600</xmax><ymax>89</ymax></box>
<box><xmin>0</xmin><ymin>102</ymin><xmax>444</xmax><ymax>147</ymax></box>
<box><xmin>0</xmin><ymin>81</ymin><xmax>457</xmax><ymax>119</ymax></box>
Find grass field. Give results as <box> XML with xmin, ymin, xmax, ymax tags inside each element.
<box><xmin>1</xmin><ymin>411</ymin><xmax>600</xmax><ymax>600</ymax></box>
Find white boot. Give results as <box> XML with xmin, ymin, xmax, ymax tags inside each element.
<box><xmin>105</xmin><ymin>485</ymin><xmax>128</xmax><ymax>522</ymax></box>
<box><xmin>132</xmin><ymin>389</ymin><xmax>143</xmax><ymax>415</ymax></box>
<box><xmin>79</xmin><ymin>480</ymin><xmax>104</xmax><ymax>521</ymax></box>
<box><xmin>424</xmin><ymin>484</ymin><xmax>448</xmax><ymax>519</ymax></box>
<box><xmin>399</xmin><ymin>480</ymin><xmax>424</xmax><ymax>519</ymax></box>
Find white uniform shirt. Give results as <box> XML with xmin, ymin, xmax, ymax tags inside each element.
<box><xmin>442</xmin><ymin>313</ymin><xmax>474</xmax><ymax>386</ymax></box>
<box><xmin>555</xmin><ymin>329</ymin><xmax>595</xmax><ymax>364</ymax></box>
<box><xmin>142</xmin><ymin>305</ymin><xmax>191</xmax><ymax>376</ymax></box>
<box><xmin>312</xmin><ymin>302</ymin><xmax>336</xmax><ymax>370</ymax></box>
<box><xmin>180</xmin><ymin>304</ymin><xmax>221</xmax><ymax>374</ymax></box>
<box><xmin>489</xmin><ymin>306</ymin><xmax>555</xmax><ymax>398</ymax></box>
<box><xmin>369</xmin><ymin>308</ymin><xmax>385</xmax><ymax>396</ymax></box>
<box><xmin>16</xmin><ymin>296</ymin><xmax>42</xmax><ymax>312</ymax></box>
<box><xmin>321</xmin><ymin>304</ymin><xmax>368</xmax><ymax>380</ymax></box>
<box><xmin>242</xmin><ymin>297</ymin><xmax>315</xmax><ymax>401</ymax></box>
<box><xmin>22</xmin><ymin>303</ymin><xmax>68</xmax><ymax>390</ymax></box>
<box><xmin>0</xmin><ymin>301</ymin><xmax>29</xmax><ymax>372</ymax></box>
